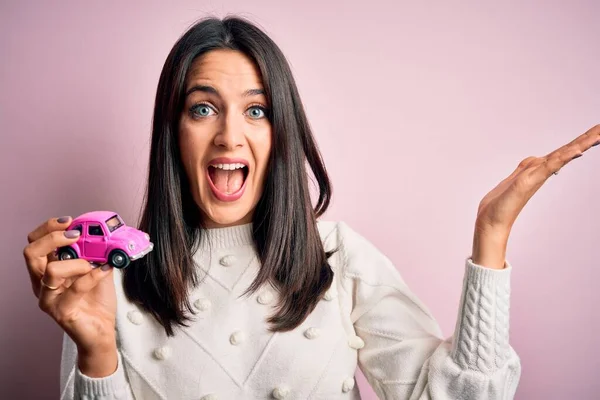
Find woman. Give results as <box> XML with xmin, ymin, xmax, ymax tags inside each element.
<box><xmin>22</xmin><ymin>16</ymin><xmax>598</xmax><ymax>399</ymax></box>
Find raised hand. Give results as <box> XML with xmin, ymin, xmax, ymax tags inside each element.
<box><xmin>472</xmin><ymin>124</ymin><xmax>600</xmax><ymax>269</ymax></box>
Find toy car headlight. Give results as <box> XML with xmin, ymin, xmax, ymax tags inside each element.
<box><xmin>128</xmin><ymin>241</ymin><xmax>136</xmax><ymax>250</ymax></box>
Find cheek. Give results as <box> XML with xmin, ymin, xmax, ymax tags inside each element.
<box><xmin>258</xmin><ymin>129</ymin><xmax>273</xmax><ymax>161</ymax></box>
<box><xmin>178</xmin><ymin>137</ymin><xmax>192</xmax><ymax>173</ymax></box>
<box><xmin>178</xmin><ymin>130</ymin><xmax>202</xmax><ymax>186</ymax></box>
<box><xmin>261</xmin><ymin>134</ymin><xmax>273</xmax><ymax>173</ymax></box>
<box><xmin>250</xmin><ymin>133</ymin><xmax>272</xmax><ymax>181</ymax></box>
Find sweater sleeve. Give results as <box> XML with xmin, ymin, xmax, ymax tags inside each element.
<box><xmin>60</xmin><ymin>332</ymin><xmax>135</xmax><ymax>400</ymax></box>
<box><xmin>336</xmin><ymin>222</ymin><xmax>521</xmax><ymax>400</ymax></box>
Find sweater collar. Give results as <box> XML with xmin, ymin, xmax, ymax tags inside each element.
<box><xmin>197</xmin><ymin>222</ymin><xmax>254</xmax><ymax>250</ymax></box>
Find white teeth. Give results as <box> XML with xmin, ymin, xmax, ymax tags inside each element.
<box><xmin>210</xmin><ymin>163</ymin><xmax>246</xmax><ymax>170</ymax></box>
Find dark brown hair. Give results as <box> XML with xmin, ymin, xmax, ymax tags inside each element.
<box><xmin>123</xmin><ymin>16</ymin><xmax>335</xmax><ymax>336</ymax></box>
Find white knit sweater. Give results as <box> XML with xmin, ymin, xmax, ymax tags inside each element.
<box><xmin>59</xmin><ymin>221</ymin><xmax>521</xmax><ymax>399</ymax></box>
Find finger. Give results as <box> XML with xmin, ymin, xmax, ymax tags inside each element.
<box><xmin>544</xmin><ymin>124</ymin><xmax>600</xmax><ymax>161</ymax></box>
<box><xmin>23</xmin><ymin>229</ymin><xmax>81</xmax><ymax>277</ymax></box>
<box><xmin>59</xmin><ymin>264</ymin><xmax>114</xmax><ymax>308</ymax></box>
<box><xmin>483</xmin><ymin>156</ymin><xmax>539</xmax><ymax>200</ymax></box>
<box><xmin>46</xmin><ymin>254</ymin><xmax>74</xmax><ymax>290</ymax></box>
<box><xmin>524</xmin><ymin>125</ymin><xmax>600</xmax><ymax>181</ymax></box>
<box><xmin>27</xmin><ymin>216</ymin><xmax>72</xmax><ymax>244</ymax></box>
<box><xmin>38</xmin><ymin>259</ymin><xmax>95</xmax><ymax>310</ymax></box>
<box><xmin>30</xmin><ymin>273</ymin><xmax>75</xmax><ymax>299</ymax></box>
<box><xmin>524</xmin><ymin>148</ymin><xmax>583</xmax><ymax>189</ymax></box>
<box><xmin>538</xmin><ymin>130</ymin><xmax>599</xmax><ymax>179</ymax></box>
<box><xmin>42</xmin><ymin>259</ymin><xmax>94</xmax><ymax>291</ymax></box>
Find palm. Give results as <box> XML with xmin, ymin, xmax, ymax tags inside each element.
<box><xmin>476</xmin><ymin>168</ymin><xmax>535</xmax><ymax>232</ymax></box>
<box><xmin>57</xmin><ymin>269</ymin><xmax>117</xmax><ymax>351</ymax></box>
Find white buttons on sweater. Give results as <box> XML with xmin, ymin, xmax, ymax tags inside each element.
<box><xmin>272</xmin><ymin>386</ymin><xmax>290</xmax><ymax>399</ymax></box>
<box><xmin>127</xmin><ymin>310</ymin><xmax>143</xmax><ymax>325</ymax></box>
<box><xmin>257</xmin><ymin>290</ymin><xmax>274</xmax><ymax>305</ymax></box>
<box><xmin>219</xmin><ymin>255</ymin><xmax>236</xmax><ymax>266</ymax></box>
<box><xmin>348</xmin><ymin>335</ymin><xmax>365</xmax><ymax>349</ymax></box>
<box><xmin>200</xmin><ymin>394</ymin><xmax>218</xmax><ymax>400</ymax></box>
<box><xmin>194</xmin><ymin>298</ymin><xmax>211</xmax><ymax>312</ymax></box>
<box><xmin>153</xmin><ymin>346</ymin><xmax>171</xmax><ymax>360</ymax></box>
<box><xmin>229</xmin><ymin>330</ymin><xmax>245</xmax><ymax>345</ymax></box>
<box><xmin>342</xmin><ymin>377</ymin><xmax>355</xmax><ymax>392</ymax></box>
<box><xmin>304</xmin><ymin>327</ymin><xmax>321</xmax><ymax>339</ymax></box>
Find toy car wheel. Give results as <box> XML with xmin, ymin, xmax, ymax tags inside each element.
<box><xmin>109</xmin><ymin>249</ymin><xmax>130</xmax><ymax>269</ymax></box>
<box><xmin>57</xmin><ymin>247</ymin><xmax>78</xmax><ymax>261</ymax></box>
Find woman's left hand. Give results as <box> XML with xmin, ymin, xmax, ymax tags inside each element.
<box><xmin>471</xmin><ymin>124</ymin><xmax>600</xmax><ymax>269</ymax></box>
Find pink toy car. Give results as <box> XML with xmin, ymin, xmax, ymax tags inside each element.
<box><xmin>56</xmin><ymin>211</ymin><xmax>154</xmax><ymax>269</ymax></box>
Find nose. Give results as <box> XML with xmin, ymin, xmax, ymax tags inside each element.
<box><xmin>213</xmin><ymin>111</ymin><xmax>244</xmax><ymax>150</ymax></box>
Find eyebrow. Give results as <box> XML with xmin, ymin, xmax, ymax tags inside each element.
<box><xmin>185</xmin><ymin>85</ymin><xmax>265</xmax><ymax>98</ymax></box>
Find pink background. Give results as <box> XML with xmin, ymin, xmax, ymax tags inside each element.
<box><xmin>1</xmin><ymin>1</ymin><xmax>598</xmax><ymax>398</ymax></box>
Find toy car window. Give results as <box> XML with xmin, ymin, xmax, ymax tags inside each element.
<box><xmin>88</xmin><ymin>224</ymin><xmax>104</xmax><ymax>236</ymax></box>
<box><xmin>73</xmin><ymin>224</ymin><xmax>82</xmax><ymax>234</ymax></box>
<box><xmin>105</xmin><ymin>215</ymin><xmax>124</xmax><ymax>232</ymax></box>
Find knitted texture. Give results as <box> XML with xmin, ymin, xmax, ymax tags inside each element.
<box><xmin>59</xmin><ymin>221</ymin><xmax>521</xmax><ymax>399</ymax></box>
<box><xmin>453</xmin><ymin>260</ymin><xmax>512</xmax><ymax>374</ymax></box>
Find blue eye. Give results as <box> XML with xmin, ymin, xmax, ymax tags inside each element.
<box><xmin>247</xmin><ymin>105</ymin><xmax>268</xmax><ymax>119</ymax></box>
<box><xmin>190</xmin><ymin>103</ymin><xmax>216</xmax><ymax>118</ymax></box>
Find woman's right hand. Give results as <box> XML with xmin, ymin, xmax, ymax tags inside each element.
<box><xmin>23</xmin><ymin>216</ymin><xmax>118</xmax><ymax>374</ymax></box>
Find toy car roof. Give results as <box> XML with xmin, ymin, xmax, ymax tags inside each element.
<box><xmin>71</xmin><ymin>211</ymin><xmax>121</xmax><ymax>224</ymax></box>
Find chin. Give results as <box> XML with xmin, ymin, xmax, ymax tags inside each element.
<box><xmin>199</xmin><ymin>201</ymin><xmax>254</xmax><ymax>228</ymax></box>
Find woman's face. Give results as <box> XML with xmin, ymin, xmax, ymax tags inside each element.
<box><xmin>179</xmin><ymin>49</ymin><xmax>272</xmax><ymax>228</ymax></box>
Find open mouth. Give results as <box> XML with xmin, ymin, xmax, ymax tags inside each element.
<box><xmin>206</xmin><ymin>161</ymin><xmax>249</xmax><ymax>201</ymax></box>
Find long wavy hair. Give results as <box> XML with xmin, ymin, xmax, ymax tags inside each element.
<box><xmin>123</xmin><ymin>16</ymin><xmax>335</xmax><ymax>336</ymax></box>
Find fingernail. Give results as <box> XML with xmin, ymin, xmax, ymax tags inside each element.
<box><xmin>571</xmin><ymin>153</ymin><xmax>583</xmax><ymax>160</ymax></box>
<box><xmin>57</xmin><ymin>216</ymin><xmax>71</xmax><ymax>223</ymax></box>
<box><xmin>101</xmin><ymin>264</ymin><xmax>112</xmax><ymax>271</ymax></box>
<box><xmin>592</xmin><ymin>140</ymin><xmax>600</xmax><ymax>147</ymax></box>
<box><xmin>64</xmin><ymin>230</ymin><xmax>80</xmax><ymax>238</ymax></box>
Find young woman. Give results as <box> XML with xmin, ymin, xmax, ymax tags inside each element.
<box><xmin>23</xmin><ymin>16</ymin><xmax>599</xmax><ymax>399</ymax></box>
